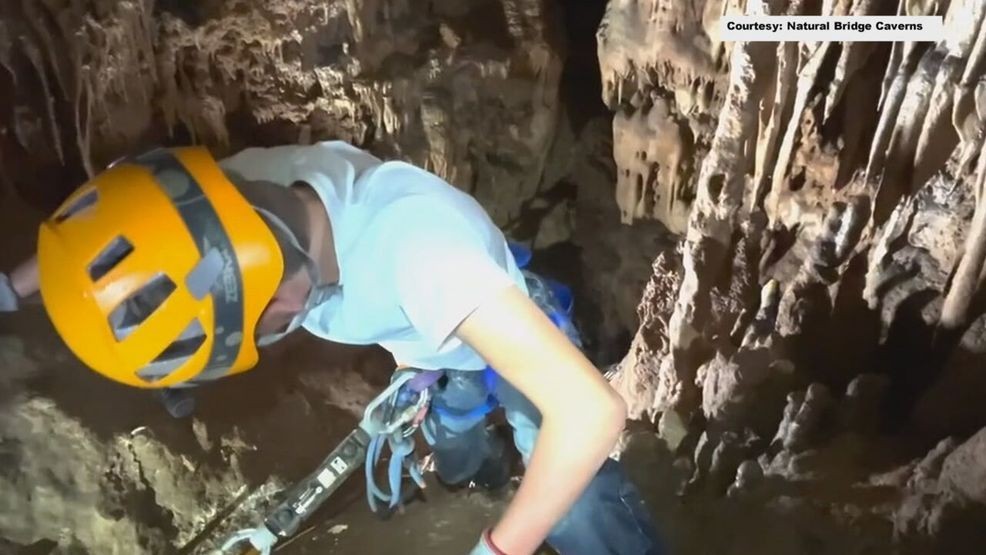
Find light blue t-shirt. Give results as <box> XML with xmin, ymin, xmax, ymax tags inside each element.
<box><xmin>220</xmin><ymin>141</ymin><xmax>528</xmax><ymax>371</ymax></box>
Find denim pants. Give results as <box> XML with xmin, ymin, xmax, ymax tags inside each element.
<box><xmin>421</xmin><ymin>273</ymin><xmax>665</xmax><ymax>555</ymax></box>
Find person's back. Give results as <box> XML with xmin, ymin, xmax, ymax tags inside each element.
<box><xmin>221</xmin><ymin>141</ymin><xmax>530</xmax><ymax>371</ymax></box>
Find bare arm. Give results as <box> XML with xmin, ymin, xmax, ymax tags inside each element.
<box><xmin>9</xmin><ymin>255</ymin><xmax>39</xmax><ymax>298</ymax></box>
<box><xmin>454</xmin><ymin>285</ymin><xmax>627</xmax><ymax>554</ymax></box>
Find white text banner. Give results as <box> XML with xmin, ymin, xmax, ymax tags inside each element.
<box><xmin>721</xmin><ymin>16</ymin><xmax>944</xmax><ymax>42</ymax></box>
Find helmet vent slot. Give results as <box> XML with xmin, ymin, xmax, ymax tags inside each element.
<box><xmin>138</xmin><ymin>318</ymin><xmax>206</xmax><ymax>383</ymax></box>
<box><xmin>108</xmin><ymin>273</ymin><xmax>177</xmax><ymax>341</ymax></box>
<box><xmin>54</xmin><ymin>189</ymin><xmax>98</xmax><ymax>223</ymax></box>
<box><xmin>88</xmin><ymin>236</ymin><xmax>134</xmax><ymax>282</ymax></box>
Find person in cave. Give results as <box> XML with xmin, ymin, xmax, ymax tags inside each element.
<box><xmin>0</xmin><ymin>142</ymin><xmax>663</xmax><ymax>555</ymax></box>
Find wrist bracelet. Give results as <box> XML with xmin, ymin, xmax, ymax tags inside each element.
<box><xmin>483</xmin><ymin>528</ymin><xmax>508</xmax><ymax>555</ymax></box>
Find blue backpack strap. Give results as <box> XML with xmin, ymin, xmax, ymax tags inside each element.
<box><xmin>508</xmin><ymin>241</ymin><xmax>532</xmax><ymax>269</ymax></box>
<box><xmin>544</xmin><ymin>277</ymin><xmax>574</xmax><ymax>315</ymax></box>
<box><xmin>508</xmin><ymin>241</ymin><xmax>573</xmax><ymax>315</ymax></box>
<box><xmin>430</xmin><ymin>367</ymin><xmax>499</xmax><ymax>426</ymax></box>
<box><xmin>482</xmin><ymin>365</ymin><xmax>499</xmax><ymax>392</ymax></box>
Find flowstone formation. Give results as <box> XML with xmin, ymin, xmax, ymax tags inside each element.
<box><xmin>0</xmin><ymin>0</ymin><xmax>563</xmax><ymax>224</ymax></box>
<box><xmin>597</xmin><ymin>0</ymin><xmax>733</xmax><ymax>232</ymax></box>
<box><xmin>611</xmin><ymin>0</ymin><xmax>986</xmax><ymax>552</ymax></box>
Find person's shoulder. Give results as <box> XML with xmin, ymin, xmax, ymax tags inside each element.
<box><xmin>353</xmin><ymin>161</ymin><xmax>490</xmax><ymax>247</ymax></box>
<box><xmin>309</xmin><ymin>141</ymin><xmax>383</xmax><ymax>169</ymax></box>
<box><xmin>376</xmin><ymin>192</ymin><xmax>470</xmax><ymax>230</ymax></box>
<box><xmin>219</xmin><ymin>144</ymin><xmax>312</xmax><ymax>183</ymax></box>
<box><xmin>220</xmin><ymin>144</ymin><xmax>308</xmax><ymax>166</ymax></box>
<box><xmin>357</xmin><ymin>194</ymin><xmax>479</xmax><ymax>269</ymax></box>
<box><xmin>221</xmin><ymin>142</ymin><xmax>381</xmax><ymax>173</ymax></box>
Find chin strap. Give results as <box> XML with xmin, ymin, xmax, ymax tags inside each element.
<box><xmin>0</xmin><ymin>273</ymin><xmax>19</xmax><ymax>312</ymax></box>
<box><xmin>253</xmin><ymin>204</ymin><xmax>338</xmax><ymax>347</ymax></box>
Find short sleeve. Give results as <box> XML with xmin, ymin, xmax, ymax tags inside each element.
<box><xmin>391</xmin><ymin>205</ymin><xmax>514</xmax><ymax>350</ymax></box>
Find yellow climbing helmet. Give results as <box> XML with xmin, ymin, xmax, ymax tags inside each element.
<box><xmin>37</xmin><ymin>147</ymin><xmax>284</xmax><ymax>388</ymax></box>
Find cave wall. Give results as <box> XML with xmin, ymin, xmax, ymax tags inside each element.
<box><xmin>3</xmin><ymin>0</ymin><xmax>986</xmax><ymax>553</ymax></box>
<box><xmin>0</xmin><ymin>0</ymin><xmax>564</xmax><ymax>225</ymax></box>
<box><xmin>597</xmin><ymin>0</ymin><xmax>734</xmax><ymax>233</ymax></box>
<box><xmin>610</xmin><ymin>0</ymin><xmax>986</xmax><ymax>552</ymax></box>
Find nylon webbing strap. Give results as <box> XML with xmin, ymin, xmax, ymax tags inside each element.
<box><xmin>131</xmin><ymin>149</ymin><xmax>245</xmax><ymax>382</ymax></box>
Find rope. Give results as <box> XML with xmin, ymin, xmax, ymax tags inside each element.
<box><xmin>363</xmin><ymin>371</ymin><xmax>431</xmax><ymax>514</ymax></box>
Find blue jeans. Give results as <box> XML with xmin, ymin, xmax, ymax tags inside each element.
<box><xmin>422</xmin><ymin>369</ymin><xmax>666</xmax><ymax>555</ymax></box>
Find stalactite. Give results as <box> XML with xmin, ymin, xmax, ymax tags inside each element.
<box><xmin>823</xmin><ymin>0</ymin><xmax>881</xmax><ymax>124</ymax></box>
<box><xmin>883</xmin><ymin>45</ymin><xmax>943</xmax><ymax>189</ymax></box>
<box><xmin>597</xmin><ymin>0</ymin><xmax>726</xmax><ymax>230</ymax></box>
<box><xmin>749</xmin><ymin>0</ymin><xmax>812</xmax><ymax>211</ymax></box>
<box><xmin>914</xmin><ymin>0</ymin><xmax>986</xmax><ymax>179</ymax></box>
<box><xmin>751</xmin><ymin>41</ymin><xmax>795</xmax><ymax>210</ymax></box>
<box><xmin>952</xmin><ymin>10</ymin><xmax>986</xmax><ymax>159</ymax></box>
<box><xmin>939</xmin><ymin>142</ymin><xmax>986</xmax><ymax>329</ymax></box>
<box><xmin>869</xmin><ymin>0</ymin><xmax>929</xmax><ymax>179</ymax></box>
<box><xmin>766</xmin><ymin>43</ymin><xmax>832</xmax><ymax>217</ymax></box>
<box><xmin>21</xmin><ymin>0</ymin><xmax>70</xmax><ymax>101</ymax></box>
<box><xmin>19</xmin><ymin>37</ymin><xmax>63</xmax><ymax>164</ymax></box>
<box><xmin>74</xmin><ymin>60</ymin><xmax>93</xmax><ymax>178</ymax></box>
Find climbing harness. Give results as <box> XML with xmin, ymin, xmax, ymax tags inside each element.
<box><xmin>221</xmin><ymin>242</ymin><xmax>582</xmax><ymax>554</ymax></box>
<box><xmin>363</xmin><ymin>368</ymin><xmax>439</xmax><ymax>515</ymax></box>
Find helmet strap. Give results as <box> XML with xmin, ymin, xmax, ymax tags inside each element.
<box><xmin>253</xmin><ymin>206</ymin><xmax>337</xmax><ymax>346</ymax></box>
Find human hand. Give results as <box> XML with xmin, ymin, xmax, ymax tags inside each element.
<box><xmin>0</xmin><ymin>273</ymin><xmax>18</xmax><ymax>312</ymax></box>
